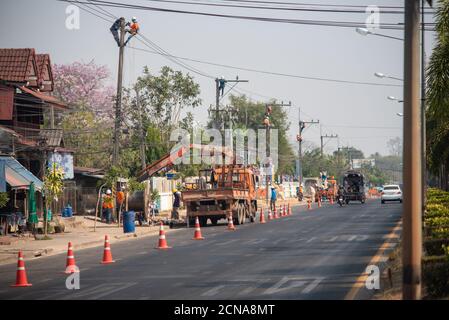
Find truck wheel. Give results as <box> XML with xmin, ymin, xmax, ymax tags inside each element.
<box><xmin>239</xmin><ymin>204</ymin><xmax>245</xmax><ymax>225</ymax></box>
<box><xmin>199</xmin><ymin>217</ymin><xmax>208</xmax><ymax>227</ymax></box>
<box><xmin>345</xmin><ymin>199</ymin><xmax>350</xmax><ymax>205</ymax></box>
<box><xmin>211</xmin><ymin>217</ymin><xmax>218</xmax><ymax>226</ymax></box>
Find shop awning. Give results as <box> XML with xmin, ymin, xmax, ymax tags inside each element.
<box><xmin>0</xmin><ymin>156</ymin><xmax>43</xmax><ymax>191</ymax></box>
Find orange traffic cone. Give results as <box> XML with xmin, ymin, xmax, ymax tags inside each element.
<box><xmin>318</xmin><ymin>199</ymin><xmax>322</xmax><ymax>208</ymax></box>
<box><xmin>280</xmin><ymin>205</ymin><xmax>284</xmax><ymax>217</ymax></box>
<box><xmin>193</xmin><ymin>217</ymin><xmax>205</xmax><ymax>240</ymax></box>
<box><xmin>156</xmin><ymin>222</ymin><xmax>171</xmax><ymax>249</ymax></box>
<box><xmin>227</xmin><ymin>215</ymin><xmax>236</xmax><ymax>231</ymax></box>
<box><xmin>101</xmin><ymin>235</ymin><xmax>115</xmax><ymax>264</ymax></box>
<box><xmin>330</xmin><ymin>197</ymin><xmax>334</xmax><ymax>204</ymax></box>
<box><xmin>288</xmin><ymin>203</ymin><xmax>291</xmax><ymax>215</ymax></box>
<box><xmin>267</xmin><ymin>208</ymin><xmax>272</xmax><ymax>221</ymax></box>
<box><xmin>273</xmin><ymin>206</ymin><xmax>279</xmax><ymax>219</ymax></box>
<box><xmin>283</xmin><ymin>204</ymin><xmax>287</xmax><ymax>217</ymax></box>
<box><xmin>259</xmin><ymin>207</ymin><xmax>266</xmax><ymax>224</ymax></box>
<box><xmin>65</xmin><ymin>242</ymin><xmax>79</xmax><ymax>274</ymax></box>
<box><xmin>11</xmin><ymin>251</ymin><xmax>32</xmax><ymax>287</ymax></box>
<box><xmin>307</xmin><ymin>200</ymin><xmax>312</xmax><ymax>210</ymax></box>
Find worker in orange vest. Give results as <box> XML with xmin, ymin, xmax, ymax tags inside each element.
<box><xmin>102</xmin><ymin>189</ymin><xmax>114</xmax><ymax>224</ymax></box>
<box><xmin>124</xmin><ymin>17</ymin><xmax>139</xmax><ymax>46</ymax></box>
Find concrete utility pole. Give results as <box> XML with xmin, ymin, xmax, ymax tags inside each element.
<box><xmin>112</xmin><ymin>17</ymin><xmax>126</xmax><ymax>166</ymax></box>
<box><xmin>403</xmin><ymin>0</ymin><xmax>422</xmax><ymax>300</ymax></box>
<box><xmin>135</xmin><ymin>88</ymin><xmax>146</xmax><ymax>170</ymax></box>
<box><xmin>297</xmin><ymin>114</ymin><xmax>319</xmax><ymax>185</ymax></box>
<box><xmin>214</xmin><ymin>77</ymin><xmax>248</xmax><ymax>130</ymax></box>
<box><xmin>264</xmin><ymin>101</ymin><xmax>291</xmax><ymax>208</ymax></box>
<box><xmin>320</xmin><ymin>134</ymin><xmax>338</xmax><ymax>157</ymax></box>
<box><xmin>421</xmin><ymin>0</ymin><xmax>428</xmax><ymax>216</ymax></box>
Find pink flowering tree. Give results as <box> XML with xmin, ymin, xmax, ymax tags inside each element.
<box><xmin>53</xmin><ymin>61</ymin><xmax>115</xmax><ymax>117</ymax></box>
<box><xmin>52</xmin><ymin>61</ymin><xmax>115</xmax><ymax>168</ymax></box>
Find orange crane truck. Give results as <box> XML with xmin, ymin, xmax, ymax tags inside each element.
<box><xmin>137</xmin><ymin>144</ymin><xmax>259</xmax><ymax>227</ymax></box>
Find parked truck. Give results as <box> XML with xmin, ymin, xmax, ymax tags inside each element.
<box><xmin>342</xmin><ymin>170</ymin><xmax>366</xmax><ymax>204</ymax></box>
<box><xmin>137</xmin><ymin>144</ymin><xmax>259</xmax><ymax>227</ymax></box>
<box><xmin>182</xmin><ymin>165</ymin><xmax>258</xmax><ymax>227</ymax></box>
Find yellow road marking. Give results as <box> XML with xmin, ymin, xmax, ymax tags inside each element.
<box><xmin>344</xmin><ymin>220</ymin><xmax>402</xmax><ymax>300</ymax></box>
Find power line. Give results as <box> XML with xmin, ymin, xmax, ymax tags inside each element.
<box><xmin>61</xmin><ymin>0</ymin><xmax>436</xmax><ymax>31</ymax></box>
<box><xmin>128</xmin><ymin>46</ymin><xmax>402</xmax><ymax>88</ymax></box>
<box><xmin>139</xmin><ymin>0</ymin><xmax>436</xmax><ymax>15</ymax></box>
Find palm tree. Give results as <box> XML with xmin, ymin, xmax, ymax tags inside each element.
<box><xmin>426</xmin><ymin>0</ymin><xmax>449</xmax><ymax>189</ymax></box>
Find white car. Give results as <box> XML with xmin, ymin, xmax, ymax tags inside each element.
<box><xmin>381</xmin><ymin>185</ymin><xmax>403</xmax><ymax>204</ymax></box>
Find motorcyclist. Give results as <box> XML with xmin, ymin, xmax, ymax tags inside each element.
<box><xmin>337</xmin><ymin>185</ymin><xmax>345</xmax><ymax>205</ymax></box>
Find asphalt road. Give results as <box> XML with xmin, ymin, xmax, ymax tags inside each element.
<box><xmin>0</xmin><ymin>199</ymin><xmax>402</xmax><ymax>300</ymax></box>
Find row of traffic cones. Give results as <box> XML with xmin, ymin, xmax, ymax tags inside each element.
<box><xmin>11</xmin><ymin>234</ymin><xmax>115</xmax><ymax>287</ymax></box>
<box><xmin>11</xmin><ymin>203</ymin><xmax>299</xmax><ymax>287</ymax></box>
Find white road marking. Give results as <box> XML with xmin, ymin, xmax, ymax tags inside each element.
<box><xmin>306</xmin><ymin>237</ymin><xmax>316</xmax><ymax>243</ymax></box>
<box><xmin>201</xmin><ymin>285</ymin><xmax>226</xmax><ymax>297</ymax></box>
<box><xmin>347</xmin><ymin>235</ymin><xmax>357</xmax><ymax>242</ymax></box>
<box><xmin>324</xmin><ymin>236</ymin><xmax>338</xmax><ymax>242</ymax></box>
<box><xmin>301</xmin><ymin>277</ymin><xmax>324</xmax><ymax>294</ymax></box>
<box><xmin>264</xmin><ymin>276</ymin><xmax>308</xmax><ymax>295</ymax></box>
<box><xmin>216</xmin><ymin>239</ymin><xmax>238</xmax><ymax>246</ymax></box>
<box><xmin>247</xmin><ymin>239</ymin><xmax>266</xmax><ymax>245</ymax></box>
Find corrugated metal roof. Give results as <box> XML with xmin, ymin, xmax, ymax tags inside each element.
<box><xmin>0</xmin><ymin>156</ymin><xmax>43</xmax><ymax>190</ymax></box>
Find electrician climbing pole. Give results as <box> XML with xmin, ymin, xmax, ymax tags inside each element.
<box><xmin>110</xmin><ymin>16</ymin><xmax>141</xmax><ymax>165</ymax></box>
<box><xmin>213</xmin><ymin>76</ymin><xmax>248</xmax><ymax>130</ymax></box>
<box><xmin>111</xmin><ymin>17</ymin><xmax>126</xmax><ymax>165</ymax></box>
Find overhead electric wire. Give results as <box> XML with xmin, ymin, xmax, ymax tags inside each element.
<box><xmin>61</xmin><ymin>0</ymin><xmax>436</xmax><ymax>31</ymax></box>
<box><xmin>129</xmin><ymin>46</ymin><xmax>402</xmax><ymax>87</ymax></box>
<box><xmin>139</xmin><ymin>0</ymin><xmax>436</xmax><ymax>15</ymax></box>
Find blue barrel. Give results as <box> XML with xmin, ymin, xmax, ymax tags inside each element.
<box><xmin>63</xmin><ymin>205</ymin><xmax>73</xmax><ymax>217</ymax></box>
<box><xmin>123</xmin><ymin>211</ymin><xmax>135</xmax><ymax>233</ymax></box>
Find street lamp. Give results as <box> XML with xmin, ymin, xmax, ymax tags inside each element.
<box><xmin>388</xmin><ymin>96</ymin><xmax>404</xmax><ymax>103</ymax></box>
<box><xmin>375</xmin><ymin>72</ymin><xmax>403</xmax><ymax>82</ymax></box>
<box><xmin>355</xmin><ymin>27</ymin><xmax>404</xmax><ymax>41</ymax></box>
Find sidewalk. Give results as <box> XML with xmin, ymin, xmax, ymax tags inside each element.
<box><xmin>0</xmin><ymin>214</ymin><xmax>180</xmax><ymax>266</ymax></box>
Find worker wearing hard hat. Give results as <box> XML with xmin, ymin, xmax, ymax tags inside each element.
<box><xmin>218</xmin><ymin>76</ymin><xmax>226</xmax><ymax>96</ymax></box>
<box><xmin>172</xmin><ymin>188</ymin><xmax>181</xmax><ymax>220</ymax></box>
<box><xmin>102</xmin><ymin>189</ymin><xmax>114</xmax><ymax>224</ymax></box>
<box><xmin>124</xmin><ymin>17</ymin><xmax>140</xmax><ymax>46</ymax></box>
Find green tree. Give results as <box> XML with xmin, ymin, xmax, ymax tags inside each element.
<box><xmin>225</xmin><ymin>95</ymin><xmax>296</xmax><ymax>175</ymax></box>
<box><xmin>427</xmin><ymin>0</ymin><xmax>449</xmax><ymax>187</ymax></box>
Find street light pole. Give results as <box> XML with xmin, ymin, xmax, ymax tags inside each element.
<box><xmin>403</xmin><ymin>0</ymin><xmax>422</xmax><ymax>300</ymax></box>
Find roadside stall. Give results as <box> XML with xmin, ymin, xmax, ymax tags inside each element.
<box><xmin>0</xmin><ymin>156</ymin><xmax>43</xmax><ymax>235</ymax></box>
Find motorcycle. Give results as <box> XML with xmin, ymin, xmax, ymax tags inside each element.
<box><xmin>337</xmin><ymin>195</ymin><xmax>344</xmax><ymax>207</ymax></box>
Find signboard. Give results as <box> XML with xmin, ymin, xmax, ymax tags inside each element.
<box><xmin>48</xmin><ymin>152</ymin><xmax>74</xmax><ymax>180</ymax></box>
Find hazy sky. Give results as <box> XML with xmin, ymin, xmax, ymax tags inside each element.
<box><xmin>0</xmin><ymin>0</ymin><xmax>436</xmax><ymax>157</ymax></box>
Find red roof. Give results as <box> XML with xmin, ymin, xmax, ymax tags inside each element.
<box><xmin>19</xmin><ymin>86</ymin><xmax>67</xmax><ymax>109</ymax></box>
<box><xmin>0</xmin><ymin>49</ymin><xmax>38</xmax><ymax>84</ymax></box>
<box><xmin>35</xmin><ymin>54</ymin><xmax>53</xmax><ymax>91</ymax></box>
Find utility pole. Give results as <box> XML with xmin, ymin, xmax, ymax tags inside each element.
<box><xmin>264</xmin><ymin>101</ymin><xmax>291</xmax><ymax>208</ymax></box>
<box><xmin>112</xmin><ymin>17</ymin><xmax>126</xmax><ymax>166</ymax></box>
<box><xmin>135</xmin><ymin>88</ymin><xmax>146</xmax><ymax>170</ymax></box>
<box><xmin>214</xmin><ymin>76</ymin><xmax>248</xmax><ymax>130</ymax></box>
<box><xmin>403</xmin><ymin>0</ymin><xmax>422</xmax><ymax>300</ymax></box>
<box><xmin>296</xmin><ymin>114</ymin><xmax>319</xmax><ymax>185</ymax></box>
<box><xmin>320</xmin><ymin>134</ymin><xmax>338</xmax><ymax>157</ymax></box>
<box><xmin>421</xmin><ymin>0</ymin><xmax>428</xmax><ymax>217</ymax></box>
